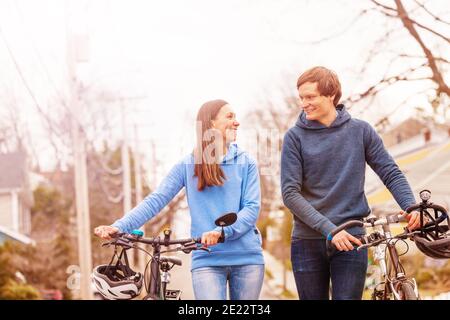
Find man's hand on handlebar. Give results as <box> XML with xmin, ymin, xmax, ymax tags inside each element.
<box><xmin>94</xmin><ymin>225</ymin><xmax>120</xmax><ymax>240</ymax></box>
<box><xmin>401</xmin><ymin>210</ymin><xmax>425</xmax><ymax>231</ymax></box>
<box><xmin>331</xmin><ymin>230</ymin><xmax>363</xmax><ymax>251</ymax></box>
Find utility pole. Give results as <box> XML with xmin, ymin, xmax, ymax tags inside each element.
<box><xmin>68</xmin><ymin>33</ymin><xmax>93</xmax><ymax>300</ymax></box>
<box><xmin>121</xmin><ymin>100</ymin><xmax>132</xmax><ymax>215</ymax></box>
<box><xmin>133</xmin><ymin>125</ymin><xmax>143</xmax><ymax>204</ymax></box>
<box><xmin>120</xmin><ymin>100</ymin><xmax>134</xmax><ymax>266</ymax></box>
<box><xmin>133</xmin><ymin>124</ymin><xmax>146</xmax><ymax>275</ymax></box>
<box><xmin>119</xmin><ymin>97</ymin><xmax>146</xmax><ymax>269</ymax></box>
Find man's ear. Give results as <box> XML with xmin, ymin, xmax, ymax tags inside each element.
<box><xmin>329</xmin><ymin>95</ymin><xmax>336</xmax><ymax>105</ymax></box>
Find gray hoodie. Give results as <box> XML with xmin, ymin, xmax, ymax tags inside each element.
<box><xmin>281</xmin><ymin>104</ymin><xmax>416</xmax><ymax>239</ymax></box>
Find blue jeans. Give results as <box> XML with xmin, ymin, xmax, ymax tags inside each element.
<box><xmin>291</xmin><ymin>238</ymin><xmax>368</xmax><ymax>300</ymax></box>
<box><xmin>191</xmin><ymin>264</ymin><xmax>264</xmax><ymax>300</ymax></box>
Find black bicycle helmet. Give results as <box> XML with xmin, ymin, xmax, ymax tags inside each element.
<box><xmin>408</xmin><ymin>190</ymin><xmax>450</xmax><ymax>259</ymax></box>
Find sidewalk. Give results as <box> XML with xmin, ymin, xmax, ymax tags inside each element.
<box><xmin>260</xmin><ymin>250</ymin><xmax>298</xmax><ymax>300</ymax></box>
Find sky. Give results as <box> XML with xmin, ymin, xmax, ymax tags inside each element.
<box><xmin>0</xmin><ymin>0</ymin><xmax>448</xmax><ymax>178</ymax></box>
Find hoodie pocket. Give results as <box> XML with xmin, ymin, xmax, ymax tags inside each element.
<box><xmin>254</xmin><ymin>228</ymin><xmax>262</xmax><ymax>246</ymax></box>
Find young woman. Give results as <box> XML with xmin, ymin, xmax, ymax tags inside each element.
<box><xmin>94</xmin><ymin>99</ymin><xmax>265</xmax><ymax>300</ymax></box>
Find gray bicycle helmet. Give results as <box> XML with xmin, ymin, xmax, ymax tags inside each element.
<box><xmin>91</xmin><ymin>263</ymin><xmax>143</xmax><ymax>300</ymax></box>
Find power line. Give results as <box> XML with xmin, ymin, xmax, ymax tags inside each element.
<box><xmin>0</xmin><ymin>24</ymin><xmax>61</xmax><ymax>136</ymax></box>
<box><xmin>4</xmin><ymin>2</ymin><xmax>130</xmax><ymax>177</ymax></box>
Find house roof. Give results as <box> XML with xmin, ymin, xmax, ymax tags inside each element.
<box><xmin>0</xmin><ymin>225</ymin><xmax>35</xmax><ymax>246</ymax></box>
<box><xmin>0</xmin><ymin>152</ymin><xmax>26</xmax><ymax>190</ymax></box>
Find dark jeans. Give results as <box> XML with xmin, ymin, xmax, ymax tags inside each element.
<box><xmin>291</xmin><ymin>238</ymin><xmax>368</xmax><ymax>300</ymax></box>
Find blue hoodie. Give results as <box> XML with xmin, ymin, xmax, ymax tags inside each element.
<box><xmin>281</xmin><ymin>105</ymin><xmax>416</xmax><ymax>239</ymax></box>
<box><xmin>112</xmin><ymin>143</ymin><xmax>264</xmax><ymax>270</ymax></box>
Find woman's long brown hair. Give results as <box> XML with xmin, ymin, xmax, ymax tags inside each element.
<box><xmin>194</xmin><ymin>99</ymin><xmax>228</xmax><ymax>191</ymax></box>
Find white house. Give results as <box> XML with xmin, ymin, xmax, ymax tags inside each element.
<box><xmin>0</xmin><ymin>152</ymin><xmax>35</xmax><ymax>245</ymax></box>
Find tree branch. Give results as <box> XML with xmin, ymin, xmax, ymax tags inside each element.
<box><xmin>394</xmin><ymin>0</ymin><xmax>450</xmax><ymax>96</ymax></box>
<box><xmin>292</xmin><ymin>8</ymin><xmax>374</xmax><ymax>45</ymax></box>
<box><xmin>397</xmin><ymin>53</ymin><xmax>450</xmax><ymax>65</ymax></box>
<box><xmin>370</xmin><ymin>0</ymin><xmax>397</xmax><ymax>13</ymax></box>
<box><xmin>348</xmin><ymin>63</ymin><xmax>430</xmax><ymax>103</ymax></box>
<box><xmin>413</xmin><ymin>0</ymin><xmax>450</xmax><ymax>26</ymax></box>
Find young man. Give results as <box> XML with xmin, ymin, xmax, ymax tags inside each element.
<box><xmin>280</xmin><ymin>66</ymin><xmax>421</xmax><ymax>300</ymax></box>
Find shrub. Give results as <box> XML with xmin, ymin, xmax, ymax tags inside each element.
<box><xmin>0</xmin><ymin>279</ymin><xmax>41</xmax><ymax>300</ymax></box>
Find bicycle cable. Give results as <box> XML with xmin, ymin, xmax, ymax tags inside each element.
<box><xmin>388</xmin><ymin>238</ymin><xmax>410</xmax><ymax>257</ymax></box>
<box><xmin>384</xmin><ymin>238</ymin><xmax>408</xmax><ymax>282</ymax></box>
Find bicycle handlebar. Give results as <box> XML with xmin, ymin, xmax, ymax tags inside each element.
<box><xmin>325</xmin><ymin>215</ymin><xmax>405</xmax><ymax>252</ymax></box>
<box><xmin>326</xmin><ymin>220</ymin><xmax>365</xmax><ymax>254</ymax></box>
<box><xmin>326</xmin><ymin>198</ymin><xmax>449</xmax><ymax>253</ymax></box>
<box><xmin>105</xmin><ymin>233</ymin><xmax>203</xmax><ymax>250</ymax></box>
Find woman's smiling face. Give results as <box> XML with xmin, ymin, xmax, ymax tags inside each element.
<box><xmin>212</xmin><ymin>104</ymin><xmax>240</xmax><ymax>143</ymax></box>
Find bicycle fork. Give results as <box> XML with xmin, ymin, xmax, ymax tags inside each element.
<box><xmin>378</xmin><ymin>228</ymin><xmax>419</xmax><ymax>300</ymax></box>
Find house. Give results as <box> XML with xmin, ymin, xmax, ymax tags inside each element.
<box><xmin>380</xmin><ymin>116</ymin><xmax>450</xmax><ymax>148</ymax></box>
<box><xmin>0</xmin><ymin>151</ymin><xmax>34</xmax><ymax>245</ymax></box>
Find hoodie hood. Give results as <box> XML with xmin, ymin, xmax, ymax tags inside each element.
<box><xmin>296</xmin><ymin>104</ymin><xmax>351</xmax><ymax>130</ymax></box>
<box><xmin>222</xmin><ymin>143</ymin><xmax>245</xmax><ymax>164</ymax></box>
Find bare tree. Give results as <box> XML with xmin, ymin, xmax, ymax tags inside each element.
<box><xmin>346</xmin><ymin>1</ymin><xmax>449</xmax><ymax>116</ymax></box>
<box><xmin>284</xmin><ymin>1</ymin><xmax>449</xmax><ymax>127</ymax></box>
<box><xmin>243</xmin><ymin>77</ymin><xmax>301</xmax><ymax>244</ymax></box>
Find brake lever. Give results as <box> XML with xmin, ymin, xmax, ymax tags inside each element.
<box><xmin>113</xmin><ymin>238</ymin><xmax>133</xmax><ymax>249</ymax></box>
<box><xmin>398</xmin><ymin>228</ymin><xmax>421</xmax><ymax>238</ymax></box>
<box><xmin>356</xmin><ymin>243</ymin><xmax>372</xmax><ymax>251</ymax></box>
<box><xmin>357</xmin><ymin>238</ymin><xmax>384</xmax><ymax>251</ymax></box>
<box><xmin>181</xmin><ymin>243</ymin><xmax>211</xmax><ymax>253</ymax></box>
<box><xmin>198</xmin><ymin>246</ymin><xmax>211</xmax><ymax>253</ymax></box>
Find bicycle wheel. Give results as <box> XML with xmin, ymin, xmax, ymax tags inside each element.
<box><xmin>399</xmin><ymin>281</ymin><xmax>418</xmax><ymax>300</ymax></box>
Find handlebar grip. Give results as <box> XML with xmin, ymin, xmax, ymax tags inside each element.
<box><xmin>326</xmin><ymin>220</ymin><xmax>364</xmax><ymax>254</ymax></box>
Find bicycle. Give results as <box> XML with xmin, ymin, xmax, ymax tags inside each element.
<box><xmin>326</xmin><ymin>190</ymin><xmax>449</xmax><ymax>300</ymax></box>
<box><xmin>96</xmin><ymin>212</ymin><xmax>237</xmax><ymax>300</ymax></box>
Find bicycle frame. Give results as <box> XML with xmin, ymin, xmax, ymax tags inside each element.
<box><xmin>327</xmin><ymin>190</ymin><xmax>448</xmax><ymax>300</ymax></box>
<box><xmin>143</xmin><ymin>242</ymin><xmax>182</xmax><ymax>300</ymax></box>
<box><xmin>98</xmin><ymin>212</ymin><xmax>237</xmax><ymax>300</ymax></box>
<box><xmin>145</xmin><ymin>242</ymin><xmax>163</xmax><ymax>300</ymax></box>
<box><xmin>104</xmin><ymin>234</ymin><xmax>195</xmax><ymax>300</ymax></box>
<box><xmin>371</xmin><ymin>224</ymin><xmax>419</xmax><ymax>300</ymax></box>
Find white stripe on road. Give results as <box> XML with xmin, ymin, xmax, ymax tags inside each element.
<box><xmin>413</xmin><ymin>155</ymin><xmax>450</xmax><ymax>193</ymax></box>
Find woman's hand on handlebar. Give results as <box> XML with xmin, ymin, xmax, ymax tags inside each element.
<box><xmin>331</xmin><ymin>230</ymin><xmax>363</xmax><ymax>251</ymax></box>
<box><xmin>94</xmin><ymin>225</ymin><xmax>119</xmax><ymax>240</ymax></box>
<box><xmin>201</xmin><ymin>230</ymin><xmax>222</xmax><ymax>247</ymax></box>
